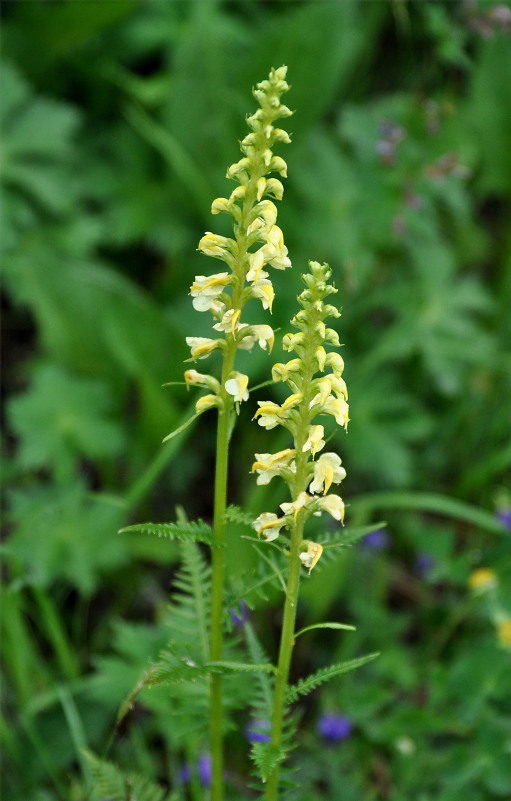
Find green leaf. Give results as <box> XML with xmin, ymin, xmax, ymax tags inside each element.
<box><xmin>225</xmin><ymin>504</ymin><xmax>255</xmax><ymax>527</ymax></box>
<box><xmin>162</xmin><ymin>412</ymin><xmax>200</xmax><ymax>443</ymax></box>
<box><xmin>352</xmin><ymin>492</ymin><xmax>508</xmax><ymax>535</ymax></box>
<box><xmin>321</xmin><ymin>523</ymin><xmax>387</xmax><ymax>550</ymax></box>
<box><xmin>7</xmin><ymin>363</ymin><xmax>124</xmax><ymax>480</ymax></box>
<box><xmin>83</xmin><ymin>750</ymin><xmax>167</xmax><ymax>801</ymax></box>
<box><xmin>285</xmin><ymin>653</ymin><xmax>379</xmax><ymax>703</ymax></box>
<box><xmin>251</xmin><ymin>741</ymin><xmax>286</xmax><ymax>784</ymax></box>
<box><xmin>294</xmin><ymin>621</ymin><xmax>356</xmax><ymax>640</ymax></box>
<box><xmin>119</xmin><ymin>519</ymin><xmax>215</xmax><ymax>546</ymax></box>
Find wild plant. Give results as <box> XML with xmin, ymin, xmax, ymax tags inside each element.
<box><xmin>89</xmin><ymin>66</ymin><xmax>377</xmax><ymax>801</ymax></box>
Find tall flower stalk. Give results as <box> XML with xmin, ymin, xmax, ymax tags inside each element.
<box><xmin>185</xmin><ymin>67</ymin><xmax>292</xmax><ymax>801</ymax></box>
<box><xmin>251</xmin><ymin>261</ymin><xmax>349</xmax><ymax>799</ymax></box>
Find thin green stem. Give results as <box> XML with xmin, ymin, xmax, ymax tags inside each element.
<box><xmin>264</xmin><ymin>515</ymin><xmax>304</xmax><ymax>800</ymax></box>
<box><xmin>210</xmin><ymin>378</ymin><xmax>234</xmax><ymax>801</ymax></box>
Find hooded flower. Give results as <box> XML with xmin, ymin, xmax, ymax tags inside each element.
<box><xmin>309</xmin><ymin>453</ymin><xmax>346</xmax><ymax>495</ymax></box>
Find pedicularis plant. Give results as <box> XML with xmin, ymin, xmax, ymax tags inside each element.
<box><xmin>97</xmin><ymin>67</ymin><xmax>378</xmax><ymax>801</ymax></box>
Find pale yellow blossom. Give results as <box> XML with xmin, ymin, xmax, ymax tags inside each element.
<box><xmin>251</xmin><ymin>449</ymin><xmax>296</xmax><ymax>485</ymax></box>
<box><xmin>186</xmin><ymin>337</ymin><xmax>224</xmax><ymax>360</ymax></box>
<box><xmin>316</xmin><ymin>494</ymin><xmax>345</xmax><ymax>522</ymax></box>
<box><xmin>225</xmin><ymin>371</ymin><xmax>249</xmax><ymax>403</ymax></box>
<box><xmin>309</xmin><ymin>453</ymin><xmax>346</xmax><ymax>495</ymax></box>
<box><xmin>252</xmin><ymin>512</ymin><xmax>287</xmax><ymax>541</ymax></box>
<box><xmin>299</xmin><ymin>541</ymin><xmax>324</xmax><ymax>574</ymax></box>
<box><xmin>302</xmin><ymin>425</ymin><xmax>325</xmax><ymax>456</ymax></box>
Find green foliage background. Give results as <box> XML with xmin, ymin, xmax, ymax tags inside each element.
<box><xmin>2</xmin><ymin>2</ymin><xmax>510</xmax><ymax>800</ymax></box>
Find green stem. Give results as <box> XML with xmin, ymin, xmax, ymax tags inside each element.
<box><xmin>209</xmin><ymin>389</ymin><xmax>233</xmax><ymax>801</ymax></box>
<box><xmin>264</xmin><ymin>514</ymin><xmax>303</xmax><ymax>800</ymax></box>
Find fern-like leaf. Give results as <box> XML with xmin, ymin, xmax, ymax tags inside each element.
<box><xmin>286</xmin><ymin>653</ymin><xmax>379</xmax><ymax>703</ymax></box>
<box><xmin>224</xmin><ymin>504</ymin><xmax>255</xmax><ymax>527</ymax></box>
<box><xmin>119</xmin><ymin>519</ymin><xmax>215</xmax><ymax>546</ymax></box>
<box><xmin>84</xmin><ymin>750</ymin><xmax>167</xmax><ymax>801</ymax></box>
<box><xmin>320</xmin><ymin>523</ymin><xmax>387</xmax><ymax>551</ymax></box>
<box><xmin>251</xmin><ymin>742</ymin><xmax>286</xmax><ymax>783</ymax></box>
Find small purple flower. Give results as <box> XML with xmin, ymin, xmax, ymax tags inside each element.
<box><xmin>317</xmin><ymin>713</ymin><xmax>353</xmax><ymax>743</ymax></box>
<box><xmin>245</xmin><ymin>719</ymin><xmax>272</xmax><ymax>743</ymax></box>
<box><xmin>179</xmin><ymin>763</ymin><xmax>191</xmax><ymax>784</ymax></box>
<box><xmin>363</xmin><ymin>529</ymin><xmax>390</xmax><ymax>551</ymax></box>
<box><xmin>415</xmin><ymin>552</ymin><xmax>435</xmax><ymax>577</ymax></box>
<box><xmin>198</xmin><ymin>753</ymin><xmax>212</xmax><ymax>788</ymax></box>
<box><xmin>229</xmin><ymin>601</ymin><xmax>250</xmax><ymax>627</ymax></box>
<box><xmin>497</xmin><ymin>508</ymin><xmax>511</xmax><ymax>529</ymax></box>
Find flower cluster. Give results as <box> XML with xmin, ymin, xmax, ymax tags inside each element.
<box><xmin>185</xmin><ymin>67</ymin><xmax>293</xmax><ymax>415</ymax></box>
<box><xmin>251</xmin><ymin>261</ymin><xmax>349</xmax><ymax>572</ymax></box>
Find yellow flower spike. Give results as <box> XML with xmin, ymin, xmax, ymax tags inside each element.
<box><xmin>497</xmin><ymin>619</ymin><xmax>511</xmax><ymax>647</ymax></box>
<box><xmin>299</xmin><ymin>541</ymin><xmax>324</xmax><ymax>575</ymax></box>
<box><xmin>468</xmin><ymin>568</ymin><xmax>497</xmax><ymax>592</ymax></box>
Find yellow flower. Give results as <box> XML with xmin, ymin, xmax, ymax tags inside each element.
<box><xmin>309</xmin><ymin>453</ymin><xmax>346</xmax><ymax>495</ymax></box>
<box><xmin>325</xmin><ymin>352</ymin><xmax>345</xmax><ymax>377</ymax></box>
<box><xmin>299</xmin><ymin>541</ymin><xmax>324</xmax><ymax>574</ymax></box>
<box><xmin>252</xmin><ymin>512</ymin><xmax>287</xmax><ymax>541</ymax></box>
<box><xmin>197</xmin><ymin>232</ymin><xmax>233</xmax><ymax>259</ymax></box>
<box><xmin>282</xmin><ymin>332</ymin><xmax>305</xmax><ymax>352</ymax></box>
<box><xmin>225</xmin><ymin>371</ymin><xmax>249</xmax><ymax>403</ymax></box>
<box><xmin>195</xmin><ymin>394</ymin><xmax>222</xmax><ymax>414</ymax></box>
<box><xmin>184</xmin><ymin>369</ymin><xmax>220</xmax><ymax>393</ymax></box>
<box><xmin>186</xmin><ymin>337</ymin><xmax>224</xmax><ymax>360</ymax></box>
<box><xmin>271</xmin><ymin>359</ymin><xmax>302</xmax><ymax>384</ymax></box>
<box><xmin>248</xmin><ymin>271</ymin><xmax>274</xmax><ymax>312</ymax></box>
<box><xmin>251</xmin><ymin>449</ymin><xmax>296</xmax><ymax>485</ymax></box>
<box><xmin>497</xmin><ymin>618</ymin><xmax>511</xmax><ymax>647</ymax></box>
<box><xmin>316</xmin><ymin>494</ymin><xmax>345</xmax><ymax>522</ymax></box>
<box><xmin>302</xmin><ymin>425</ymin><xmax>325</xmax><ymax>457</ymax></box>
<box><xmin>321</xmin><ymin>396</ymin><xmax>350</xmax><ymax>430</ymax></box>
<box><xmin>238</xmin><ymin>324</ymin><xmax>275</xmax><ymax>352</ymax></box>
<box><xmin>468</xmin><ymin>568</ymin><xmax>497</xmax><ymax>592</ymax></box>
<box><xmin>280</xmin><ymin>491</ymin><xmax>310</xmax><ymax>521</ymax></box>
<box><xmin>190</xmin><ymin>272</ymin><xmax>230</xmax><ymax>311</ymax></box>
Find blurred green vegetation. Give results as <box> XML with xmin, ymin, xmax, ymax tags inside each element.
<box><xmin>1</xmin><ymin>1</ymin><xmax>510</xmax><ymax>800</ymax></box>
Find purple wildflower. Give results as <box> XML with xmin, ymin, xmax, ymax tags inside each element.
<box><xmin>198</xmin><ymin>753</ymin><xmax>212</xmax><ymax>788</ymax></box>
<box><xmin>415</xmin><ymin>552</ymin><xmax>435</xmax><ymax>577</ymax></box>
<box><xmin>178</xmin><ymin>763</ymin><xmax>191</xmax><ymax>784</ymax></box>
<box><xmin>362</xmin><ymin>529</ymin><xmax>390</xmax><ymax>551</ymax></box>
<box><xmin>229</xmin><ymin>601</ymin><xmax>250</xmax><ymax>627</ymax></box>
<box><xmin>245</xmin><ymin>719</ymin><xmax>272</xmax><ymax>743</ymax></box>
<box><xmin>317</xmin><ymin>713</ymin><xmax>353</xmax><ymax>743</ymax></box>
<box><xmin>497</xmin><ymin>508</ymin><xmax>511</xmax><ymax>529</ymax></box>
